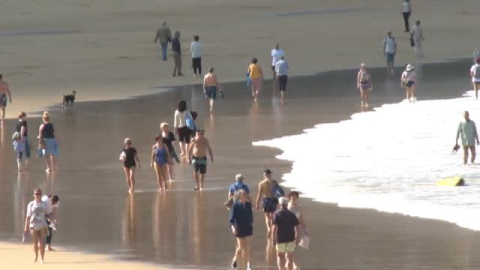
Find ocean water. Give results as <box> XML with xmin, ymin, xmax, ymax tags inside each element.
<box><xmin>254</xmin><ymin>91</ymin><xmax>480</xmax><ymax>231</ymax></box>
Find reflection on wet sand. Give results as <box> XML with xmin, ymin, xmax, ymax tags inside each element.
<box><xmin>121</xmin><ymin>195</ymin><xmax>137</xmax><ymax>250</ymax></box>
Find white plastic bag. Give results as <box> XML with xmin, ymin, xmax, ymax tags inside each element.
<box><xmin>299</xmin><ymin>233</ymin><xmax>310</xmax><ymax>250</ymax></box>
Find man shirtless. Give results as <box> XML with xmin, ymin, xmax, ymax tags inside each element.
<box><xmin>0</xmin><ymin>74</ymin><xmax>12</xmax><ymax>125</ymax></box>
<box><xmin>188</xmin><ymin>129</ymin><xmax>213</xmax><ymax>190</ymax></box>
<box><xmin>255</xmin><ymin>169</ymin><xmax>278</xmax><ymax>239</ymax></box>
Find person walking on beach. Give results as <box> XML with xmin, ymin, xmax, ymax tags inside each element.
<box><xmin>174</xmin><ymin>100</ymin><xmax>195</xmax><ymax>156</ymax></box>
<box><xmin>188</xmin><ymin>129</ymin><xmax>213</xmax><ymax>191</ymax></box>
<box><xmin>271</xmin><ymin>43</ymin><xmax>285</xmax><ymax>90</ymax></box>
<box><xmin>402</xmin><ymin>0</ymin><xmax>412</xmax><ymax>32</ymax></box>
<box><xmin>172</xmin><ymin>31</ymin><xmax>183</xmax><ymax>77</ymax></box>
<box><xmin>275</xmin><ymin>56</ymin><xmax>289</xmax><ymax>102</ymax></box>
<box><xmin>456</xmin><ymin>111</ymin><xmax>479</xmax><ymax>165</ymax></box>
<box><xmin>229</xmin><ymin>189</ymin><xmax>253</xmax><ymax>270</ymax></box>
<box><xmin>24</xmin><ymin>188</ymin><xmax>51</xmax><ymax>263</ymax></box>
<box><xmin>203</xmin><ymin>67</ymin><xmax>221</xmax><ymax>113</ymax></box>
<box><xmin>401</xmin><ymin>64</ymin><xmax>417</xmax><ymax>102</ymax></box>
<box><xmin>288</xmin><ymin>192</ymin><xmax>308</xmax><ymax>269</ymax></box>
<box><xmin>154</xmin><ymin>21</ymin><xmax>172</xmax><ymax>61</ymax></box>
<box><xmin>120</xmin><ymin>138</ymin><xmax>141</xmax><ymax>194</ymax></box>
<box><xmin>190</xmin><ymin>35</ymin><xmax>203</xmax><ymax>77</ymax></box>
<box><xmin>0</xmin><ymin>74</ymin><xmax>12</xmax><ymax>126</ymax></box>
<box><xmin>38</xmin><ymin>112</ymin><xmax>59</xmax><ymax>172</ymax></box>
<box><xmin>272</xmin><ymin>197</ymin><xmax>301</xmax><ymax>270</ymax></box>
<box><xmin>248</xmin><ymin>58</ymin><xmax>264</xmax><ymax>100</ymax></box>
<box><xmin>151</xmin><ymin>135</ymin><xmax>172</xmax><ymax>191</ymax></box>
<box><xmin>43</xmin><ymin>195</ymin><xmax>59</xmax><ymax>252</ymax></box>
<box><xmin>383</xmin><ymin>31</ymin><xmax>397</xmax><ymax>74</ymax></box>
<box><xmin>160</xmin><ymin>122</ymin><xmax>179</xmax><ymax>182</ymax></box>
<box><xmin>411</xmin><ymin>20</ymin><xmax>425</xmax><ymax>58</ymax></box>
<box><xmin>13</xmin><ymin>112</ymin><xmax>30</xmax><ymax>172</ymax></box>
<box><xmin>255</xmin><ymin>169</ymin><xmax>279</xmax><ymax>239</ymax></box>
<box><xmin>357</xmin><ymin>63</ymin><xmax>372</xmax><ymax>107</ymax></box>
<box><xmin>470</xmin><ymin>58</ymin><xmax>480</xmax><ymax>99</ymax></box>
<box><xmin>226</xmin><ymin>174</ymin><xmax>252</xmax><ymax>209</ymax></box>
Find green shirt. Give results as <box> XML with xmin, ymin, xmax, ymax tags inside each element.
<box><xmin>457</xmin><ymin>120</ymin><xmax>478</xmax><ymax>146</ymax></box>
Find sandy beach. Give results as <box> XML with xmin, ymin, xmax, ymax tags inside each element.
<box><xmin>0</xmin><ymin>0</ymin><xmax>479</xmax><ymax>118</ymax></box>
<box><xmin>2</xmin><ymin>0</ymin><xmax>480</xmax><ymax>269</ymax></box>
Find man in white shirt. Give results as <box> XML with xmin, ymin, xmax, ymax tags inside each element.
<box><xmin>271</xmin><ymin>43</ymin><xmax>285</xmax><ymax>90</ymax></box>
<box><xmin>411</xmin><ymin>20</ymin><xmax>425</xmax><ymax>58</ymax></box>
<box><xmin>190</xmin><ymin>35</ymin><xmax>203</xmax><ymax>77</ymax></box>
<box><xmin>383</xmin><ymin>31</ymin><xmax>397</xmax><ymax>74</ymax></box>
<box><xmin>470</xmin><ymin>58</ymin><xmax>480</xmax><ymax>99</ymax></box>
<box><xmin>275</xmin><ymin>56</ymin><xmax>289</xmax><ymax>101</ymax></box>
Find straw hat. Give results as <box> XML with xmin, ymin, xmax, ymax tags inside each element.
<box><xmin>406</xmin><ymin>64</ymin><xmax>415</xmax><ymax>71</ymax></box>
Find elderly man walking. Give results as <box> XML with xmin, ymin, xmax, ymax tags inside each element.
<box><xmin>456</xmin><ymin>111</ymin><xmax>480</xmax><ymax>165</ymax></box>
<box><xmin>154</xmin><ymin>21</ymin><xmax>172</xmax><ymax>61</ymax></box>
<box><xmin>272</xmin><ymin>197</ymin><xmax>301</xmax><ymax>270</ymax></box>
<box><xmin>171</xmin><ymin>31</ymin><xmax>184</xmax><ymax>77</ymax></box>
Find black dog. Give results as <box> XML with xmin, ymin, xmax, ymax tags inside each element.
<box><xmin>63</xmin><ymin>91</ymin><xmax>76</xmax><ymax>107</ymax></box>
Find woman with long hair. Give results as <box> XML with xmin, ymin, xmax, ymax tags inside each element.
<box><xmin>38</xmin><ymin>111</ymin><xmax>59</xmax><ymax>172</ymax></box>
<box><xmin>173</xmin><ymin>100</ymin><xmax>195</xmax><ymax>156</ymax></box>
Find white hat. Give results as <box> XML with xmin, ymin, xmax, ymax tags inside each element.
<box><xmin>235</xmin><ymin>174</ymin><xmax>244</xmax><ymax>181</ymax></box>
<box><xmin>406</xmin><ymin>64</ymin><xmax>414</xmax><ymax>71</ymax></box>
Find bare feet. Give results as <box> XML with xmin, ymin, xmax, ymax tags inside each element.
<box><xmin>48</xmin><ymin>246</ymin><xmax>55</xmax><ymax>251</ymax></box>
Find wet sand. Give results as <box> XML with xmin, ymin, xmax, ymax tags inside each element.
<box><xmin>2</xmin><ymin>59</ymin><xmax>480</xmax><ymax>269</ymax></box>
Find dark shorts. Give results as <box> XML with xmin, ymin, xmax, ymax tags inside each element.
<box><xmin>178</xmin><ymin>126</ymin><xmax>192</xmax><ymax>143</ymax></box>
<box><xmin>193</xmin><ymin>156</ymin><xmax>207</xmax><ymax>174</ymax></box>
<box><xmin>386</xmin><ymin>53</ymin><xmax>395</xmax><ymax>63</ymax></box>
<box><xmin>205</xmin><ymin>86</ymin><xmax>217</xmax><ymax>99</ymax></box>
<box><xmin>406</xmin><ymin>81</ymin><xmax>415</xmax><ymax>87</ymax></box>
<box><xmin>271</xmin><ymin>66</ymin><xmax>275</xmax><ymax>72</ymax></box>
<box><xmin>236</xmin><ymin>225</ymin><xmax>253</xmax><ymax>238</ymax></box>
<box><xmin>278</xmin><ymin>75</ymin><xmax>288</xmax><ymax>91</ymax></box>
<box><xmin>124</xmin><ymin>163</ymin><xmax>136</xmax><ymax>169</ymax></box>
<box><xmin>0</xmin><ymin>94</ymin><xmax>7</xmax><ymax>107</ymax></box>
<box><xmin>263</xmin><ymin>198</ymin><xmax>278</xmax><ymax>213</ymax></box>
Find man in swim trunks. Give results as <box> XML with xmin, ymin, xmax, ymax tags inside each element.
<box><xmin>0</xmin><ymin>74</ymin><xmax>12</xmax><ymax>125</ymax></box>
<box><xmin>456</xmin><ymin>111</ymin><xmax>479</xmax><ymax>165</ymax></box>
<box><xmin>188</xmin><ymin>129</ymin><xmax>213</xmax><ymax>190</ymax></box>
<box><xmin>203</xmin><ymin>67</ymin><xmax>221</xmax><ymax>113</ymax></box>
<box><xmin>255</xmin><ymin>169</ymin><xmax>278</xmax><ymax>239</ymax></box>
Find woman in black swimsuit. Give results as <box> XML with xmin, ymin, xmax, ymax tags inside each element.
<box><xmin>119</xmin><ymin>138</ymin><xmax>141</xmax><ymax>194</ymax></box>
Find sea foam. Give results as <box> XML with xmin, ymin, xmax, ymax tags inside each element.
<box><xmin>253</xmin><ymin>91</ymin><xmax>480</xmax><ymax>231</ymax></box>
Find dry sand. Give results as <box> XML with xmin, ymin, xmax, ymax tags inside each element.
<box><xmin>0</xmin><ymin>0</ymin><xmax>479</xmax><ymax>118</ymax></box>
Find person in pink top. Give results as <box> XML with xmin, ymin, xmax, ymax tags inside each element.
<box><xmin>203</xmin><ymin>67</ymin><xmax>221</xmax><ymax>113</ymax></box>
<box><xmin>401</xmin><ymin>64</ymin><xmax>418</xmax><ymax>102</ymax></box>
<box><xmin>0</xmin><ymin>74</ymin><xmax>12</xmax><ymax>125</ymax></box>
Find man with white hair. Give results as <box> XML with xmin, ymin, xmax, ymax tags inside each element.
<box><xmin>272</xmin><ymin>197</ymin><xmax>301</xmax><ymax>270</ymax></box>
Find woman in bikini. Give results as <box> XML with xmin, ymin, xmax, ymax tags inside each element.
<box><xmin>357</xmin><ymin>63</ymin><xmax>372</xmax><ymax>107</ymax></box>
<box><xmin>151</xmin><ymin>135</ymin><xmax>173</xmax><ymax>191</ymax></box>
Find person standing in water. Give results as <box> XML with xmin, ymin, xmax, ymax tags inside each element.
<box><xmin>160</xmin><ymin>122</ymin><xmax>179</xmax><ymax>182</ymax></box>
<box><xmin>456</xmin><ymin>111</ymin><xmax>479</xmax><ymax>165</ymax></box>
<box><xmin>411</xmin><ymin>20</ymin><xmax>425</xmax><ymax>58</ymax></box>
<box><xmin>171</xmin><ymin>31</ymin><xmax>184</xmax><ymax>77</ymax></box>
<box><xmin>247</xmin><ymin>58</ymin><xmax>264</xmax><ymax>100</ymax></box>
<box><xmin>357</xmin><ymin>63</ymin><xmax>372</xmax><ymax>107</ymax></box>
<box><xmin>0</xmin><ymin>74</ymin><xmax>12</xmax><ymax>126</ymax></box>
<box><xmin>401</xmin><ymin>0</ymin><xmax>412</xmax><ymax>32</ymax></box>
<box><xmin>188</xmin><ymin>129</ymin><xmax>213</xmax><ymax>191</ymax></box>
<box><xmin>255</xmin><ymin>169</ymin><xmax>279</xmax><ymax>239</ymax></box>
<box><xmin>190</xmin><ymin>35</ymin><xmax>203</xmax><ymax>77</ymax></box>
<box><xmin>38</xmin><ymin>112</ymin><xmax>59</xmax><ymax>173</ymax></box>
<box><xmin>154</xmin><ymin>21</ymin><xmax>172</xmax><ymax>61</ymax></box>
<box><xmin>383</xmin><ymin>31</ymin><xmax>397</xmax><ymax>74</ymax></box>
<box><xmin>203</xmin><ymin>67</ymin><xmax>221</xmax><ymax>113</ymax></box>
<box><xmin>275</xmin><ymin>56</ymin><xmax>289</xmax><ymax>102</ymax></box>
<box><xmin>43</xmin><ymin>195</ymin><xmax>59</xmax><ymax>252</ymax></box>
<box><xmin>271</xmin><ymin>43</ymin><xmax>285</xmax><ymax>91</ymax></box>
<box><xmin>151</xmin><ymin>135</ymin><xmax>172</xmax><ymax>191</ymax></box>
<box><xmin>229</xmin><ymin>189</ymin><xmax>253</xmax><ymax>270</ymax></box>
<box><xmin>174</xmin><ymin>100</ymin><xmax>195</xmax><ymax>156</ymax></box>
<box><xmin>24</xmin><ymin>188</ymin><xmax>51</xmax><ymax>263</ymax></box>
<box><xmin>120</xmin><ymin>138</ymin><xmax>141</xmax><ymax>194</ymax></box>
<box><xmin>13</xmin><ymin>112</ymin><xmax>30</xmax><ymax>172</ymax></box>
<box><xmin>470</xmin><ymin>58</ymin><xmax>480</xmax><ymax>99</ymax></box>
<box><xmin>401</xmin><ymin>64</ymin><xmax>417</xmax><ymax>102</ymax></box>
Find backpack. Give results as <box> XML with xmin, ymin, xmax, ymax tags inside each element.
<box><xmin>271</xmin><ymin>181</ymin><xmax>285</xmax><ymax>199</ymax></box>
<box><xmin>185</xmin><ymin>111</ymin><xmax>196</xmax><ymax>131</ymax></box>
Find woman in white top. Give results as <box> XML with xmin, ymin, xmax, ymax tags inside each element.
<box><xmin>402</xmin><ymin>0</ymin><xmax>412</xmax><ymax>32</ymax></box>
<box><xmin>174</xmin><ymin>100</ymin><xmax>194</xmax><ymax>156</ymax></box>
<box><xmin>357</xmin><ymin>63</ymin><xmax>372</xmax><ymax>107</ymax></box>
<box><xmin>288</xmin><ymin>191</ymin><xmax>307</xmax><ymax>270</ymax></box>
<box><xmin>470</xmin><ymin>58</ymin><xmax>480</xmax><ymax>99</ymax></box>
<box><xmin>401</xmin><ymin>64</ymin><xmax>418</xmax><ymax>102</ymax></box>
<box><xmin>24</xmin><ymin>188</ymin><xmax>51</xmax><ymax>263</ymax></box>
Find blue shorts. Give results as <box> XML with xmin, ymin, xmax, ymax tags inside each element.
<box><xmin>43</xmin><ymin>138</ymin><xmax>59</xmax><ymax>156</ymax></box>
<box><xmin>386</xmin><ymin>53</ymin><xmax>395</xmax><ymax>63</ymax></box>
<box><xmin>0</xmin><ymin>94</ymin><xmax>7</xmax><ymax>107</ymax></box>
<box><xmin>205</xmin><ymin>86</ymin><xmax>217</xmax><ymax>100</ymax></box>
<box><xmin>406</xmin><ymin>81</ymin><xmax>415</xmax><ymax>87</ymax></box>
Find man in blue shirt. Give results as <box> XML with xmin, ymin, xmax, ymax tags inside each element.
<box><xmin>225</xmin><ymin>174</ymin><xmax>251</xmax><ymax>209</ymax></box>
<box><xmin>171</xmin><ymin>31</ymin><xmax>183</xmax><ymax>77</ymax></box>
